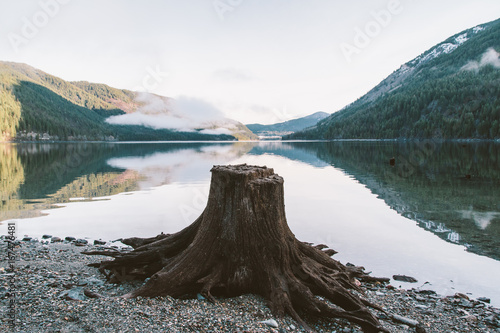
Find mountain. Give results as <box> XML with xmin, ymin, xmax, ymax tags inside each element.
<box><xmin>0</xmin><ymin>61</ymin><xmax>256</xmax><ymax>141</ymax></box>
<box><xmin>246</xmin><ymin>111</ymin><xmax>329</xmax><ymax>138</ymax></box>
<box><xmin>287</xmin><ymin>18</ymin><xmax>500</xmax><ymax>140</ymax></box>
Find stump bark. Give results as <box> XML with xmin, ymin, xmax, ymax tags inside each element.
<box><xmin>85</xmin><ymin>164</ymin><xmax>387</xmax><ymax>332</ymax></box>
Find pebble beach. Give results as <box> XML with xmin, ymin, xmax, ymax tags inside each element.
<box><xmin>1</xmin><ymin>237</ymin><xmax>500</xmax><ymax>333</ymax></box>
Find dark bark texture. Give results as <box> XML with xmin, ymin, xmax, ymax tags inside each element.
<box><xmin>85</xmin><ymin>164</ymin><xmax>388</xmax><ymax>332</ymax></box>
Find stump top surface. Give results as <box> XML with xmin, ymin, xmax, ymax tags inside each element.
<box><xmin>211</xmin><ymin>164</ymin><xmax>282</xmax><ymax>182</ymax></box>
<box><xmin>211</xmin><ymin>164</ymin><xmax>271</xmax><ymax>175</ymax></box>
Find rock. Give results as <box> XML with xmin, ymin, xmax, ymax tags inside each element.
<box><xmin>416</xmin><ymin>324</ymin><xmax>427</xmax><ymax>333</ymax></box>
<box><xmin>42</xmin><ymin>234</ymin><xmax>52</xmax><ymax>239</ymax></box>
<box><xmin>65</xmin><ymin>236</ymin><xmax>76</xmax><ymax>242</ymax></box>
<box><xmin>417</xmin><ymin>289</ymin><xmax>437</xmax><ymax>295</ymax></box>
<box><xmin>485</xmin><ymin>315</ymin><xmax>500</xmax><ymax>327</ymax></box>
<box><xmin>22</xmin><ymin>237</ymin><xmax>32</xmax><ymax>242</ymax></box>
<box><xmin>61</xmin><ymin>287</ymin><xmax>86</xmax><ymax>301</ymax></box>
<box><xmin>393</xmin><ymin>275</ymin><xmax>418</xmax><ymax>283</ymax></box>
<box><xmin>51</xmin><ymin>236</ymin><xmax>62</xmax><ymax>242</ymax></box>
<box><xmin>83</xmin><ymin>277</ymin><xmax>104</xmax><ymax>286</ymax></box>
<box><xmin>463</xmin><ymin>315</ymin><xmax>478</xmax><ymax>322</ymax></box>
<box><xmin>197</xmin><ymin>293</ymin><xmax>206</xmax><ymax>300</ymax></box>
<box><xmin>455</xmin><ymin>292</ymin><xmax>469</xmax><ymax>300</ymax></box>
<box><xmin>261</xmin><ymin>319</ymin><xmax>279</xmax><ymax>328</ymax></box>
<box><xmin>459</xmin><ymin>300</ymin><xmax>474</xmax><ymax>308</ymax></box>
<box><xmin>391</xmin><ymin>314</ymin><xmax>420</xmax><ymax>327</ymax></box>
<box><xmin>75</xmin><ymin>239</ymin><xmax>88</xmax><ymax>245</ymax></box>
<box><xmin>477</xmin><ymin>297</ymin><xmax>491</xmax><ymax>303</ymax></box>
<box><xmin>93</xmin><ymin>239</ymin><xmax>106</xmax><ymax>245</ymax></box>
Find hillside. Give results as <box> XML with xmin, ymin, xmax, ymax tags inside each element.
<box><xmin>0</xmin><ymin>62</ymin><xmax>256</xmax><ymax>141</ymax></box>
<box><xmin>246</xmin><ymin>112</ymin><xmax>329</xmax><ymax>138</ymax></box>
<box><xmin>287</xmin><ymin>18</ymin><xmax>500</xmax><ymax>140</ymax></box>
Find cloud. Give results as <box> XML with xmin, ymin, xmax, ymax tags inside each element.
<box><xmin>462</xmin><ymin>48</ymin><xmax>500</xmax><ymax>72</ymax></box>
<box><xmin>199</xmin><ymin>128</ymin><xmax>233</xmax><ymax>135</ymax></box>
<box><xmin>105</xmin><ymin>94</ymin><xmax>232</xmax><ymax>132</ymax></box>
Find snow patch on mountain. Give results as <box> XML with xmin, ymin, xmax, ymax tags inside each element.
<box><xmin>473</xmin><ymin>26</ymin><xmax>485</xmax><ymax>34</ymax></box>
<box><xmin>409</xmin><ymin>26</ymin><xmax>485</xmax><ymax>67</ymax></box>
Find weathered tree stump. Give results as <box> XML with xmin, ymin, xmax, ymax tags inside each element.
<box><xmin>85</xmin><ymin>164</ymin><xmax>387</xmax><ymax>332</ymax></box>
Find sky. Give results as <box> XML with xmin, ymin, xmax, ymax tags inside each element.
<box><xmin>1</xmin><ymin>0</ymin><xmax>500</xmax><ymax>125</ymax></box>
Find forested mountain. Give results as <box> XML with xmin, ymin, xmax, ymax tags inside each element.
<box><xmin>0</xmin><ymin>62</ymin><xmax>256</xmax><ymax>141</ymax></box>
<box><xmin>246</xmin><ymin>112</ymin><xmax>329</xmax><ymax>137</ymax></box>
<box><xmin>287</xmin><ymin>18</ymin><xmax>500</xmax><ymax>140</ymax></box>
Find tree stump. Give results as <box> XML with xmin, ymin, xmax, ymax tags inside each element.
<box><xmin>85</xmin><ymin>164</ymin><xmax>387</xmax><ymax>332</ymax></box>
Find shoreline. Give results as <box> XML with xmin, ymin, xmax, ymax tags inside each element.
<box><xmin>2</xmin><ymin>138</ymin><xmax>500</xmax><ymax>144</ymax></box>
<box><xmin>1</xmin><ymin>238</ymin><xmax>499</xmax><ymax>332</ymax></box>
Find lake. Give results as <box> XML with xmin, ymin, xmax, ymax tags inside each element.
<box><xmin>1</xmin><ymin>140</ymin><xmax>500</xmax><ymax>306</ymax></box>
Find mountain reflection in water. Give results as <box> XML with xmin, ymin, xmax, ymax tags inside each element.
<box><xmin>1</xmin><ymin>140</ymin><xmax>499</xmax><ymax>262</ymax></box>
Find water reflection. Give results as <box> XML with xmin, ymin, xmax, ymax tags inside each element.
<box><xmin>284</xmin><ymin>141</ymin><xmax>500</xmax><ymax>261</ymax></box>
<box><xmin>0</xmin><ymin>142</ymin><xmax>254</xmax><ymax>221</ymax></box>
<box><xmin>2</xmin><ymin>141</ymin><xmax>499</xmax><ymax>261</ymax></box>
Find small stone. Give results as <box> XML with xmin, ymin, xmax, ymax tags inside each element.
<box><xmin>393</xmin><ymin>275</ymin><xmax>418</xmax><ymax>283</ymax></box>
<box><xmin>455</xmin><ymin>292</ymin><xmax>469</xmax><ymax>300</ymax></box>
<box><xmin>485</xmin><ymin>315</ymin><xmax>500</xmax><ymax>327</ymax></box>
<box><xmin>42</xmin><ymin>234</ymin><xmax>52</xmax><ymax>239</ymax></box>
<box><xmin>22</xmin><ymin>237</ymin><xmax>32</xmax><ymax>242</ymax></box>
<box><xmin>61</xmin><ymin>287</ymin><xmax>86</xmax><ymax>301</ymax></box>
<box><xmin>75</xmin><ymin>239</ymin><xmax>88</xmax><ymax>245</ymax></box>
<box><xmin>477</xmin><ymin>297</ymin><xmax>491</xmax><ymax>303</ymax></box>
<box><xmin>459</xmin><ymin>300</ymin><xmax>474</xmax><ymax>308</ymax></box>
<box><xmin>51</xmin><ymin>236</ymin><xmax>62</xmax><ymax>242</ymax></box>
<box><xmin>83</xmin><ymin>277</ymin><xmax>104</xmax><ymax>286</ymax></box>
<box><xmin>463</xmin><ymin>315</ymin><xmax>478</xmax><ymax>322</ymax></box>
<box><xmin>197</xmin><ymin>293</ymin><xmax>206</xmax><ymax>300</ymax></box>
<box><xmin>261</xmin><ymin>319</ymin><xmax>279</xmax><ymax>328</ymax></box>
<box><xmin>94</xmin><ymin>239</ymin><xmax>106</xmax><ymax>245</ymax></box>
<box><xmin>65</xmin><ymin>236</ymin><xmax>76</xmax><ymax>242</ymax></box>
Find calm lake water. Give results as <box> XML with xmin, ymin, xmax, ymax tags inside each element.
<box><xmin>1</xmin><ymin>141</ymin><xmax>500</xmax><ymax>306</ymax></box>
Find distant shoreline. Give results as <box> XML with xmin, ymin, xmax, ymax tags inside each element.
<box><xmin>2</xmin><ymin>138</ymin><xmax>500</xmax><ymax>144</ymax></box>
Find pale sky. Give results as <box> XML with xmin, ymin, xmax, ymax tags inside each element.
<box><xmin>1</xmin><ymin>0</ymin><xmax>499</xmax><ymax>124</ymax></box>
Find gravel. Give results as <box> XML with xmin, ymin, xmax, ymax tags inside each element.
<box><xmin>1</xmin><ymin>239</ymin><xmax>499</xmax><ymax>332</ymax></box>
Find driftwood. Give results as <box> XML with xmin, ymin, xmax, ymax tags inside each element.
<box><xmin>85</xmin><ymin>164</ymin><xmax>389</xmax><ymax>332</ymax></box>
